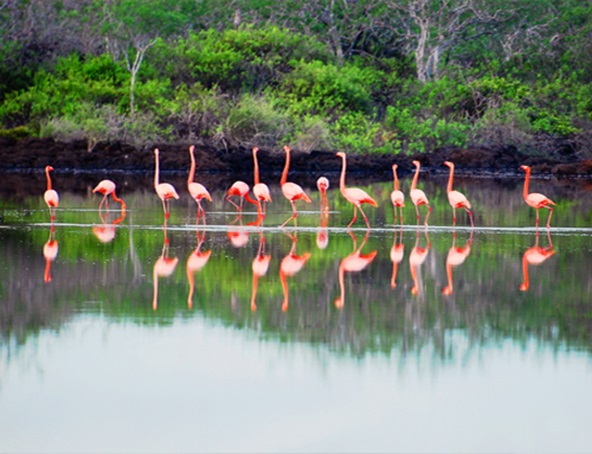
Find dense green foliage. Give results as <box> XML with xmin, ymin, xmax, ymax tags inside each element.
<box><xmin>1</xmin><ymin>0</ymin><xmax>592</xmax><ymax>155</ymax></box>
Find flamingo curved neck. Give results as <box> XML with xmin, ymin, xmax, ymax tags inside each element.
<box><xmin>154</xmin><ymin>150</ymin><xmax>160</xmax><ymax>188</ymax></box>
<box><xmin>253</xmin><ymin>150</ymin><xmax>260</xmax><ymax>185</ymax></box>
<box><xmin>411</xmin><ymin>165</ymin><xmax>420</xmax><ymax>191</ymax></box>
<box><xmin>523</xmin><ymin>168</ymin><xmax>530</xmax><ymax>200</ymax></box>
<box><xmin>339</xmin><ymin>155</ymin><xmax>347</xmax><ymax>191</ymax></box>
<box><xmin>45</xmin><ymin>168</ymin><xmax>52</xmax><ymax>190</ymax></box>
<box><xmin>447</xmin><ymin>165</ymin><xmax>454</xmax><ymax>193</ymax></box>
<box><xmin>188</xmin><ymin>148</ymin><xmax>196</xmax><ymax>184</ymax></box>
<box><xmin>281</xmin><ymin>149</ymin><xmax>290</xmax><ymax>186</ymax></box>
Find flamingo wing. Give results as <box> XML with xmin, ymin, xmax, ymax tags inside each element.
<box><xmin>282</xmin><ymin>182</ymin><xmax>311</xmax><ymax>203</ymax></box>
<box><xmin>410</xmin><ymin>188</ymin><xmax>429</xmax><ymax>206</ymax></box>
<box><xmin>228</xmin><ymin>181</ymin><xmax>249</xmax><ymax>196</ymax></box>
<box><xmin>93</xmin><ymin>180</ymin><xmax>116</xmax><ymax>195</ymax></box>
<box><xmin>526</xmin><ymin>192</ymin><xmax>555</xmax><ymax>208</ymax></box>
<box><xmin>44</xmin><ymin>189</ymin><xmax>59</xmax><ymax>207</ymax></box>
<box><xmin>390</xmin><ymin>190</ymin><xmax>405</xmax><ymax>207</ymax></box>
<box><xmin>156</xmin><ymin>183</ymin><xmax>179</xmax><ymax>201</ymax></box>
<box><xmin>253</xmin><ymin>183</ymin><xmax>272</xmax><ymax>202</ymax></box>
<box><xmin>343</xmin><ymin>187</ymin><xmax>377</xmax><ymax>207</ymax></box>
<box><xmin>188</xmin><ymin>182</ymin><xmax>212</xmax><ymax>201</ymax></box>
<box><xmin>448</xmin><ymin>190</ymin><xmax>471</xmax><ymax>209</ymax></box>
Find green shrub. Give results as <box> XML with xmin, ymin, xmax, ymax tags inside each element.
<box><xmin>0</xmin><ymin>126</ymin><xmax>30</xmax><ymax>140</ymax></box>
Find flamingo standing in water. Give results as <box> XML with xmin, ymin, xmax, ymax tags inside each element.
<box><xmin>317</xmin><ymin>176</ymin><xmax>330</xmax><ymax>215</ymax></box>
<box><xmin>390</xmin><ymin>164</ymin><xmax>405</xmax><ymax>225</ymax></box>
<box><xmin>336</xmin><ymin>152</ymin><xmax>377</xmax><ymax>229</ymax></box>
<box><xmin>334</xmin><ymin>230</ymin><xmax>377</xmax><ymax>308</ymax></box>
<box><xmin>444</xmin><ymin>161</ymin><xmax>474</xmax><ymax>228</ymax></box>
<box><xmin>520</xmin><ymin>231</ymin><xmax>555</xmax><ymax>291</ymax></box>
<box><xmin>93</xmin><ymin>179</ymin><xmax>126</xmax><ymax>212</ymax></box>
<box><xmin>410</xmin><ymin>160</ymin><xmax>432</xmax><ymax>226</ymax></box>
<box><xmin>187</xmin><ymin>145</ymin><xmax>212</xmax><ymax>224</ymax></box>
<box><xmin>252</xmin><ymin>147</ymin><xmax>272</xmax><ymax>217</ymax></box>
<box><xmin>280</xmin><ymin>146</ymin><xmax>311</xmax><ymax>227</ymax></box>
<box><xmin>154</xmin><ymin>148</ymin><xmax>179</xmax><ymax>221</ymax></box>
<box><xmin>520</xmin><ymin>165</ymin><xmax>556</xmax><ymax>229</ymax></box>
<box><xmin>442</xmin><ymin>231</ymin><xmax>473</xmax><ymax>296</ymax></box>
<box><xmin>43</xmin><ymin>165</ymin><xmax>59</xmax><ymax>222</ymax></box>
<box><xmin>279</xmin><ymin>232</ymin><xmax>311</xmax><ymax>312</ymax></box>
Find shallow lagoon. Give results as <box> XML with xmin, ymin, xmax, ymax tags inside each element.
<box><xmin>0</xmin><ymin>173</ymin><xmax>591</xmax><ymax>453</ymax></box>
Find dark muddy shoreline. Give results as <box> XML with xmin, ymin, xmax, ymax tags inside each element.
<box><xmin>0</xmin><ymin>137</ymin><xmax>590</xmax><ymax>199</ymax></box>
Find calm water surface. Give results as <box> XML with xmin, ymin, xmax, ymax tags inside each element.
<box><xmin>0</xmin><ymin>172</ymin><xmax>591</xmax><ymax>453</ymax></box>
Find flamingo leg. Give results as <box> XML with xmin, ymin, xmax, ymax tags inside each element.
<box><xmin>414</xmin><ymin>204</ymin><xmax>420</xmax><ymax>224</ymax></box>
<box><xmin>535</xmin><ymin>208</ymin><xmax>540</xmax><ymax>226</ymax></box>
<box><xmin>347</xmin><ymin>206</ymin><xmax>358</xmax><ymax>228</ymax></box>
<box><xmin>424</xmin><ymin>205</ymin><xmax>432</xmax><ymax>227</ymax></box>
<box><xmin>226</xmin><ymin>196</ymin><xmax>240</xmax><ymax>211</ymax></box>
<box><xmin>359</xmin><ymin>206</ymin><xmax>371</xmax><ymax>229</ymax></box>
<box><xmin>465</xmin><ymin>207</ymin><xmax>475</xmax><ymax>228</ymax></box>
<box><xmin>452</xmin><ymin>207</ymin><xmax>457</xmax><ymax>226</ymax></box>
<box><xmin>546</xmin><ymin>206</ymin><xmax>553</xmax><ymax>228</ymax></box>
<box><xmin>280</xmin><ymin>201</ymin><xmax>298</xmax><ymax>228</ymax></box>
<box><xmin>399</xmin><ymin>207</ymin><xmax>404</xmax><ymax>225</ymax></box>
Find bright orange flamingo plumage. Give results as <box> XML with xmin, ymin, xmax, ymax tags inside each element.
<box><xmin>187</xmin><ymin>145</ymin><xmax>212</xmax><ymax>224</ymax></box>
<box><xmin>390</xmin><ymin>164</ymin><xmax>405</xmax><ymax>225</ymax></box>
<box><xmin>444</xmin><ymin>161</ymin><xmax>474</xmax><ymax>228</ymax></box>
<box><xmin>280</xmin><ymin>146</ymin><xmax>311</xmax><ymax>227</ymax></box>
<box><xmin>153</xmin><ymin>148</ymin><xmax>179</xmax><ymax>221</ymax></box>
<box><xmin>520</xmin><ymin>165</ymin><xmax>556</xmax><ymax>229</ymax></box>
<box><xmin>43</xmin><ymin>165</ymin><xmax>59</xmax><ymax>222</ymax></box>
<box><xmin>409</xmin><ymin>160</ymin><xmax>432</xmax><ymax>226</ymax></box>
<box><xmin>336</xmin><ymin>152</ymin><xmax>377</xmax><ymax>229</ymax></box>
<box><xmin>93</xmin><ymin>179</ymin><xmax>126</xmax><ymax>212</ymax></box>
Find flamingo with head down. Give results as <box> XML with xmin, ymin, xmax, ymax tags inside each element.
<box><xmin>93</xmin><ymin>179</ymin><xmax>126</xmax><ymax>212</ymax></box>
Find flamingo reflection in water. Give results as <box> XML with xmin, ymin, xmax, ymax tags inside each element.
<box><xmin>409</xmin><ymin>228</ymin><xmax>431</xmax><ymax>296</ymax></box>
<box><xmin>251</xmin><ymin>231</ymin><xmax>271</xmax><ymax>312</ymax></box>
<box><xmin>152</xmin><ymin>227</ymin><xmax>179</xmax><ymax>310</ymax></box>
<box><xmin>280</xmin><ymin>232</ymin><xmax>311</xmax><ymax>312</ymax></box>
<box><xmin>442</xmin><ymin>230</ymin><xmax>473</xmax><ymax>296</ymax></box>
<box><xmin>92</xmin><ymin>204</ymin><xmax>127</xmax><ymax>244</ymax></box>
<box><xmin>43</xmin><ymin>226</ymin><xmax>58</xmax><ymax>283</ymax></box>
<box><xmin>187</xmin><ymin>229</ymin><xmax>211</xmax><ymax>309</ymax></box>
<box><xmin>520</xmin><ymin>230</ymin><xmax>555</xmax><ymax>291</ymax></box>
<box><xmin>390</xmin><ymin>226</ymin><xmax>404</xmax><ymax>289</ymax></box>
<box><xmin>334</xmin><ymin>229</ymin><xmax>377</xmax><ymax>309</ymax></box>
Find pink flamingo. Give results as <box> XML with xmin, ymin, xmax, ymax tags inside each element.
<box><xmin>251</xmin><ymin>232</ymin><xmax>271</xmax><ymax>312</ymax></box>
<box><xmin>154</xmin><ymin>148</ymin><xmax>179</xmax><ymax>220</ymax></box>
<box><xmin>43</xmin><ymin>228</ymin><xmax>58</xmax><ymax>283</ymax></box>
<box><xmin>409</xmin><ymin>228</ymin><xmax>431</xmax><ymax>296</ymax></box>
<box><xmin>334</xmin><ymin>230</ymin><xmax>377</xmax><ymax>308</ymax></box>
<box><xmin>410</xmin><ymin>160</ymin><xmax>432</xmax><ymax>226</ymax></box>
<box><xmin>520</xmin><ymin>231</ymin><xmax>555</xmax><ymax>291</ymax></box>
<box><xmin>93</xmin><ymin>179</ymin><xmax>126</xmax><ymax>212</ymax></box>
<box><xmin>317</xmin><ymin>176</ymin><xmax>330</xmax><ymax>215</ymax></box>
<box><xmin>280</xmin><ymin>146</ymin><xmax>312</xmax><ymax>227</ymax></box>
<box><xmin>279</xmin><ymin>232</ymin><xmax>311</xmax><ymax>312</ymax></box>
<box><xmin>390</xmin><ymin>164</ymin><xmax>405</xmax><ymax>225</ymax></box>
<box><xmin>187</xmin><ymin>231</ymin><xmax>212</xmax><ymax>309</ymax></box>
<box><xmin>444</xmin><ymin>161</ymin><xmax>474</xmax><ymax>228</ymax></box>
<box><xmin>336</xmin><ymin>152</ymin><xmax>378</xmax><ymax>229</ymax></box>
<box><xmin>442</xmin><ymin>231</ymin><xmax>473</xmax><ymax>296</ymax></box>
<box><xmin>187</xmin><ymin>145</ymin><xmax>212</xmax><ymax>224</ymax></box>
<box><xmin>252</xmin><ymin>147</ymin><xmax>272</xmax><ymax>216</ymax></box>
<box><xmin>43</xmin><ymin>165</ymin><xmax>59</xmax><ymax>222</ymax></box>
<box><xmin>520</xmin><ymin>165</ymin><xmax>556</xmax><ymax>229</ymax></box>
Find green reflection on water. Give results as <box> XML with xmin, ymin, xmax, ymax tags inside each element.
<box><xmin>0</xmin><ymin>176</ymin><xmax>591</xmax><ymax>357</ymax></box>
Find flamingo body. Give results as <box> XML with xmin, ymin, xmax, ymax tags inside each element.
<box><xmin>93</xmin><ymin>179</ymin><xmax>126</xmax><ymax>211</ymax></box>
<box><xmin>336</xmin><ymin>152</ymin><xmax>377</xmax><ymax>228</ymax></box>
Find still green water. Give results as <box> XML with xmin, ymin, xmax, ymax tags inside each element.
<box><xmin>0</xmin><ymin>173</ymin><xmax>591</xmax><ymax>452</ymax></box>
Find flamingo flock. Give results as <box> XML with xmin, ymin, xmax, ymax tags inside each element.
<box><xmin>42</xmin><ymin>145</ymin><xmax>559</xmax><ymax>230</ymax></box>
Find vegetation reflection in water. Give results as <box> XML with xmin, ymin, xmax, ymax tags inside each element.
<box><xmin>0</xmin><ymin>175</ymin><xmax>591</xmax><ymax>360</ymax></box>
